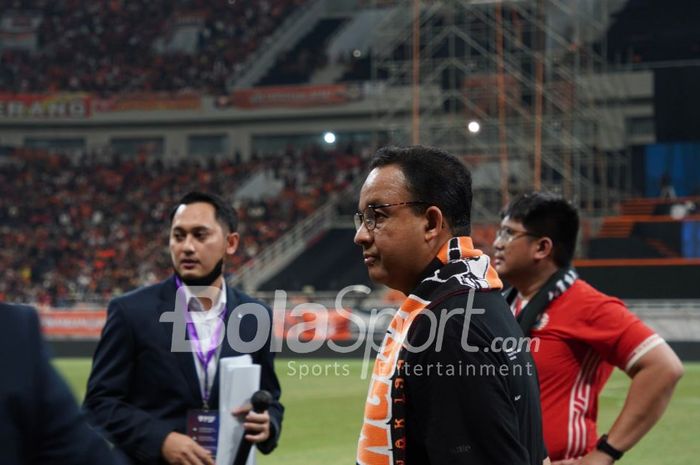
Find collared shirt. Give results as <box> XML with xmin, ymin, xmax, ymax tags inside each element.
<box><xmin>528</xmin><ymin>279</ymin><xmax>661</xmax><ymax>460</ymax></box>
<box><xmin>509</xmin><ymin>294</ymin><xmax>529</xmax><ymax>318</ymax></box>
<box><xmin>180</xmin><ymin>282</ymin><xmax>227</xmax><ymax>403</ymax></box>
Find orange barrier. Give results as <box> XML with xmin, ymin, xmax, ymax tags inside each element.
<box><xmin>39</xmin><ymin>308</ymin><xmax>354</xmax><ymax>341</ymax></box>
<box><xmin>276</xmin><ymin>308</ymin><xmax>352</xmax><ymax>341</ymax></box>
<box><xmin>599</xmin><ymin>214</ymin><xmax>700</xmax><ymax>224</ymax></box>
<box><xmin>94</xmin><ymin>93</ymin><xmax>201</xmax><ymax>112</ymax></box>
<box><xmin>219</xmin><ymin>84</ymin><xmax>360</xmax><ymax>109</ymax></box>
<box><xmin>40</xmin><ymin>310</ymin><xmax>106</xmax><ymax>339</ymax></box>
<box><xmin>622</xmin><ymin>196</ymin><xmax>700</xmax><ymax>206</ymax></box>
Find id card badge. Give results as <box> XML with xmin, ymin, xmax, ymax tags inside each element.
<box><xmin>187</xmin><ymin>409</ymin><xmax>220</xmax><ymax>457</ymax></box>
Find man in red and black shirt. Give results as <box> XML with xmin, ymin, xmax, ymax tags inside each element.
<box><xmin>493</xmin><ymin>192</ymin><xmax>683</xmax><ymax>465</ymax></box>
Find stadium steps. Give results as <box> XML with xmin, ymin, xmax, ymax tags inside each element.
<box><xmin>596</xmin><ymin>212</ymin><xmax>700</xmax><ymax>239</ymax></box>
<box><xmin>620</xmin><ymin>196</ymin><xmax>700</xmax><ymax>216</ymax></box>
<box><xmin>257</xmin><ymin>17</ymin><xmax>348</xmax><ymax>86</ymax></box>
<box><xmin>598</xmin><ymin>217</ymin><xmax>635</xmax><ymax>238</ymax></box>
<box><xmin>229</xmin><ymin>201</ymin><xmax>338</xmax><ymax>293</ymax></box>
<box><xmin>621</xmin><ymin>198</ymin><xmax>656</xmax><ymax>216</ymax></box>
<box><xmin>259</xmin><ymin>228</ymin><xmax>372</xmax><ymax>291</ymax></box>
<box><xmin>230</xmin><ymin>0</ymin><xmax>327</xmax><ymax>88</ymax></box>
<box><xmin>231</xmin><ymin>175</ymin><xmax>366</xmax><ymax>293</ymax></box>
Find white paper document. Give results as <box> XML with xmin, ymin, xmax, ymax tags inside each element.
<box><xmin>216</xmin><ymin>355</ymin><xmax>260</xmax><ymax>465</ymax></box>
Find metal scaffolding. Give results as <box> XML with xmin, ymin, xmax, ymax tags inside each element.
<box><xmin>371</xmin><ymin>0</ymin><xmax>632</xmax><ymax>220</ymax></box>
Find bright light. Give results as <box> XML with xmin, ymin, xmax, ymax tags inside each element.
<box><xmin>467</xmin><ymin>121</ymin><xmax>481</xmax><ymax>134</ymax></box>
<box><xmin>323</xmin><ymin>132</ymin><xmax>336</xmax><ymax>144</ymax></box>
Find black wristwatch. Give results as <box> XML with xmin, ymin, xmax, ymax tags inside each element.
<box><xmin>596</xmin><ymin>434</ymin><xmax>624</xmax><ymax>461</ymax></box>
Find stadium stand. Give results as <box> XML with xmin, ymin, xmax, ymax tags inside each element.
<box><xmin>0</xmin><ymin>0</ymin><xmax>307</xmax><ymax>94</ymax></box>
<box><xmin>0</xmin><ymin>144</ymin><xmax>366</xmax><ymax>306</ymax></box>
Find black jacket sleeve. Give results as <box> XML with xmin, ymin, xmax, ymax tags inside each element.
<box><xmin>84</xmin><ymin>299</ymin><xmax>173</xmax><ymax>463</ymax></box>
<box><xmin>0</xmin><ymin>303</ymin><xmax>126</xmax><ymax>465</ymax></box>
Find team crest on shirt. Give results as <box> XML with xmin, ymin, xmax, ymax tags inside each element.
<box><xmin>532</xmin><ymin>313</ymin><xmax>549</xmax><ymax>331</ymax></box>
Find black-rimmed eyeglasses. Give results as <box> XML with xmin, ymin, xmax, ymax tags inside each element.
<box><xmin>354</xmin><ymin>201</ymin><xmax>428</xmax><ymax>231</ymax></box>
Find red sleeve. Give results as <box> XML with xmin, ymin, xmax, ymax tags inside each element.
<box><xmin>578</xmin><ymin>299</ymin><xmax>662</xmax><ymax>372</ymax></box>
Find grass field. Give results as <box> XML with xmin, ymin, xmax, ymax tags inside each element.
<box><xmin>55</xmin><ymin>358</ymin><xmax>700</xmax><ymax>465</ymax></box>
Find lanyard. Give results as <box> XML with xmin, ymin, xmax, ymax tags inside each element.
<box><xmin>176</xmin><ymin>276</ymin><xmax>225</xmax><ymax>410</ymax></box>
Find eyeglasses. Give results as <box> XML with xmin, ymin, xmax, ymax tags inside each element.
<box><xmin>494</xmin><ymin>226</ymin><xmax>540</xmax><ymax>244</ymax></box>
<box><xmin>354</xmin><ymin>201</ymin><xmax>428</xmax><ymax>231</ymax></box>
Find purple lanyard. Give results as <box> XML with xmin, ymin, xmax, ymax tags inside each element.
<box><xmin>176</xmin><ymin>276</ymin><xmax>225</xmax><ymax>409</ymax></box>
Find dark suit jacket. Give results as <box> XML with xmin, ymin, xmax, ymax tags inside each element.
<box><xmin>0</xmin><ymin>302</ymin><xmax>123</xmax><ymax>465</ymax></box>
<box><xmin>84</xmin><ymin>276</ymin><xmax>284</xmax><ymax>464</ymax></box>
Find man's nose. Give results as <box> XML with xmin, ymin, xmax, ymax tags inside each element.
<box><xmin>354</xmin><ymin>223</ymin><xmax>371</xmax><ymax>246</ymax></box>
<box><xmin>183</xmin><ymin>235</ymin><xmax>196</xmax><ymax>252</ymax></box>
<box><xmin>493</xmin><ymin>236</ymin><xmax>505</xmax><ymax>250</ymax></box>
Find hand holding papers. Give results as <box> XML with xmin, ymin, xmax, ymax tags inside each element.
<box><xmin>215</xmin><ymin>356</ymin><xmax>260</xmax><ymax>465</ymax></box>
<box><xmin>232</xmin><ymin>391</ymin><xmax>273</xmax><ymax>465</ymax></box>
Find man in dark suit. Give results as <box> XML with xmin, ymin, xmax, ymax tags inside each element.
<box><xmin>84</xmin><ymin>191</ymin><xmax>283</xmax><ymax>465</ymax></box>
<box><xmin>0</xmin><ymin>302</ymin><xmax>124</xmax><ymax>465</ymax></box>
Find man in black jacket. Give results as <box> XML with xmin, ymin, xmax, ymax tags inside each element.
<box><xmin>0</xmin><ymin>302</ymin><xmax>125</xmax><ymax>465</ymax></box>
<box><xmin>353</xmin><ymin>146</ymin><xmax>548</xmax><ymax>465</ymax></box>
<box><xmin>84</xmin><ymin>191</ymin><xmax>283</xmax><ymax>465</ymax></box>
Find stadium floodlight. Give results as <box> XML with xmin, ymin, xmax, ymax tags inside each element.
<box><xmin>323</xmin><ymin>132</ymin><xmax>336</xmax><ymax>144</ymax></box>
<box><xmin>467</xmin><ymin>121</ymin><xmax>481</xmax><ymax>134</ymax></box>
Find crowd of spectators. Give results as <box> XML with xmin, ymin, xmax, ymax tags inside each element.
<box><xmin>0</xmin><ymin>144</ymin><xmax>367</xmax><ymax>306</ymax></box>
<box><xmin>0</xmin><ymin>0</ymin><xmax>306</xmax><ymax>94</ymax></box>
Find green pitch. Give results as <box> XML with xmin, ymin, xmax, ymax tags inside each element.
<box><xmin>55</xmin><ymin>358</ymin><xmax>700</xmax><ymax>465</ymax></box>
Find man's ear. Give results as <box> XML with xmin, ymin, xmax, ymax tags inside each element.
<box><xmin>424</xmin><ymin>206</ymin><xmax>446</xmax><ymax>240</ymax></box>
<box><xmin>533</xmin><ymin>236</ymin><xmax>554</xmax><ymax>261</ymax></box>
<box><xmin>225</xmin><ymin>232</ymin><xmax>240</xmax><ymax>256</ymax></box>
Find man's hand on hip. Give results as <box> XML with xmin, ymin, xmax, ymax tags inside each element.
<box><xmin>551</xmin><ymin>449</ymin><xmax>616</xmax><ymax>465</ymax></box>
<box><xmin>577</xmin><ymin>449</ymin><xmax>615</xmax><ymax>465</ymax></box>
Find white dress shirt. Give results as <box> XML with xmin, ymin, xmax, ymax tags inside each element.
<box><xmin>181</xmin><ymin>282</ymin><xmax>227</xmax><ymax>406</ymax></box>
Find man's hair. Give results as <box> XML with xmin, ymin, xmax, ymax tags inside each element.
<box><xmin>370</xmin><ymin>145</ymin><xmax>472</xmax><ymax>235</ymax></box>
<box><xmin>169</xmin><ymin>191</ymin><xmax>238</xmax><ymax>232</ymax></box>
<box><xmin>501</xmin><ymin>192</ymin><xmax>579</xmax><ymax>267</ymax></box>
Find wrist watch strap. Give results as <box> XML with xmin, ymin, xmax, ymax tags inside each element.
<box><xmin>596</xmin><ymin>434</ymin><xmax>624</xmax><ymax>461</ymax></box>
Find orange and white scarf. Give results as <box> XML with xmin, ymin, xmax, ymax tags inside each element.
<box><xmin>356</xmin><ymin>237</ymin><xmax>502</xmax><ymax>465</ymax></box>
